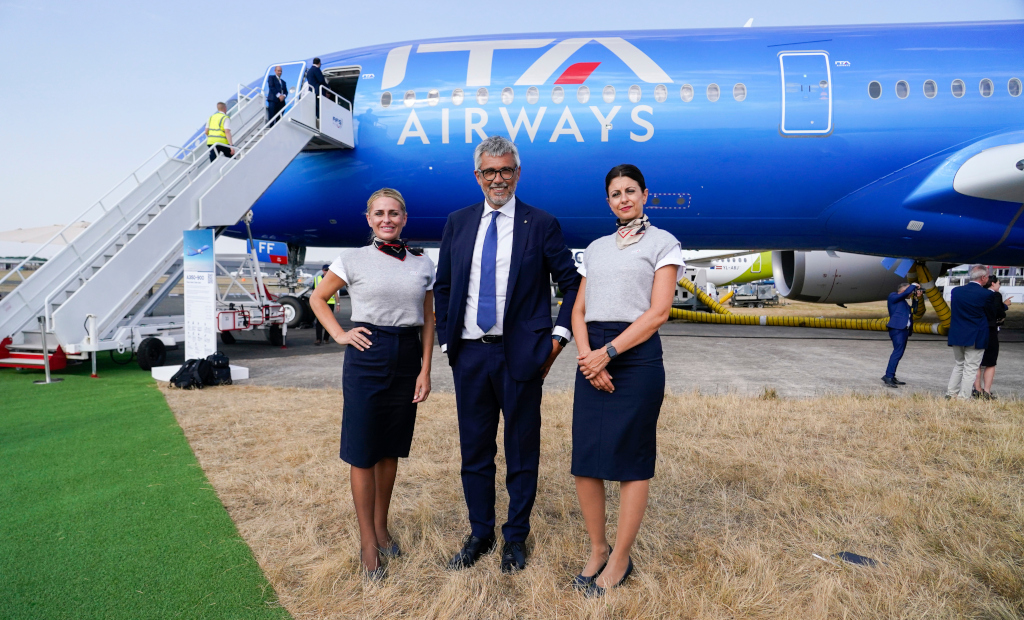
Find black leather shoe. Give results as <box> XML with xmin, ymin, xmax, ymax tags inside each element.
<box><xmin>881</xmin><ymin>376</ymin><xmax>898</xmax><ymax>388</ymax></box>
<box><xmin>892</xmin><ymin>377</ymin><xmax>906</xmax><ymax>385</ymax></box>
<box><xmin>500</xmin><ymin>540</ymin><xmax>527</xmax><ymax>574</ymax></box>
<box><xmin>584</xmin><ymin>555</ymin><xmax>633</xmax><ymax>598</ymax></box>
<box><xmin>447</xmin><ymin>534</ymin><xmax>496</xmax><ymax>570</ymax></box>
<box><xmin>571</xmin><ymin>545</ymin><xmax>612</xmax><ymax>590</ymax></box>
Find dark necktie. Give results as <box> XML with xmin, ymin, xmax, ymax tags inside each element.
<box><xmin>476</xmin><ymin>211</ymin><xmax>500</xmax><ymax>333</ymax></box>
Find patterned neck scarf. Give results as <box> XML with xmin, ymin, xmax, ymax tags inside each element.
<box><xmin>373</xmin><ymin>236</ymin><xmax>408</xmax><ymax>261</ymax></box>
<box><xmin>615</xmin><ymin>214</ymin><xmax>650</xmax><ymax>249</ymax></box>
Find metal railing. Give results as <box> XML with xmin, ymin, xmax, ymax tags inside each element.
<box><xmin>318</xmin><ymin>84</ymin><xmax>352</xmax><ymax>111</ymax></box>
<box><xmin>41</xmin><ymin>89</ymin><xmax>268</xmax><ymax>332</ymax></box>
<box><xmin>209</xmin><ymin>86</ymin><xmax>314</xmax><ymax>184</ymax></box>
<box><xmin>1</xmin><ymin>83</ymin><xmax>264</xmax><ymax>295</ymax></box>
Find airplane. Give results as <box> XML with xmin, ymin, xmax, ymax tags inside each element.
<box><xmin>185</xmin><ymin>244</ymin><xmax>211</xmax><ymax>256</ymax></box>
<box><xmin>192</xmin><ymin>20</ymin><xmax>1021</xmax><ymax>313</ymax></box>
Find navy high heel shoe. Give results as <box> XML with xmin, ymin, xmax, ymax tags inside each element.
<box><xmin>584</xmin><ymin>555</ymin><xmax>633</xmax><ymax>598</ymax></box>
<box><xmin>570</xmin><ymin>546</ymin><xmax>612</xmax><ymax>590</ymax></box>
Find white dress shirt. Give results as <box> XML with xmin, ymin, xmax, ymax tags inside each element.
<box><xmin>440</xmin><ymin>196</ymin><xmax>572</xmax><ymax>352</ymax></box>
<box><xmin>462</xmin><ymin>198</ymin><xmax>516</xmax><ymax>339</ymax></box>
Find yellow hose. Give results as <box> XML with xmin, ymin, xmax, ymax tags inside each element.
<box><xmin>677</xmin><ymin>278</ymin><xmax>732</xmax><ymax>314</ymax></box>
<box><xmin>718</xmin><ymin>290</ymin><xmax>735</xmax><ymax>305</ymax></box>
<box><xmin>913</xmin><ymin>263</ymin><xmax>950</xmax><ymax>335</ymax></box>
<box><xmin>672</xmin><ymin>262</ymin><xmax>947</xmax><ymax>334</ymax></box>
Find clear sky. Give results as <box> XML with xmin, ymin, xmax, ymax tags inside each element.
<box><xmin>1</xmin><ymin>0</ymin><xmax>1021</xmax><ymax>232</ymax></box>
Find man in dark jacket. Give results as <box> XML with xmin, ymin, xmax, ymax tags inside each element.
<box><xmin>305</xmin><ymin>58</ymin><xmax>328</xmax><ymax>118</ymax></box>
<box><xmin>882</xmin><ymin>282</ymin><xmax>920</xmax><ymax>388</ymax></box>
<box><xmin>267</xmin><ymin>66</ymin><xmax>287</xmax><ymax>125</ymax></box>
<box><xmin>434</xmin><ymin>136</ymin><xmax>580</xmax><ymax>574</ymax></box>
<box><xmin>946</xmin><ymin>264</ymin><xmax>995</xmax><ymax>399</ymax></box>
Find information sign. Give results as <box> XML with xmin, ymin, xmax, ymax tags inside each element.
<box><xmin>183</xmin><ymin>229</ymin><xmax>217</xmax><ymax>360</ymax></box>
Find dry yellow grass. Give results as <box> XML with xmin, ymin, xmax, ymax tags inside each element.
<box><xmin>162</xmin><ymin>385</ymin><xmax>1024</xmax><ymax>619</ymax></box>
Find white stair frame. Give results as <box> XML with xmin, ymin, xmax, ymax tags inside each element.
<box><xmin>49</xmin><ymin>89</ymin><xmax>323</xmax><ymax>353</ymax></box>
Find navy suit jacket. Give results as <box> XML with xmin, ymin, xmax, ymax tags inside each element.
<box><xmin>267</xmin><ymin>75</ymin><xmax>287</xmax><ymax>106</ymax></box>
<box><xmin>433</xmin><ymin>199</ymin><xmax>581</xmax><ymax>382</ymax></box>
<box><xmin>305</xmin><ymin>66</ymin><xmax>327</xmax><ymax>95</ymax></box>
<box><xmin>886</xmin><ymin>285</ymin><xmax>919</xmax><ymax>330</ymax></box>
<box><xmin>948</xmin><ymin>281</ymin><xmax>994</xmax><ymax>349</ymax></box>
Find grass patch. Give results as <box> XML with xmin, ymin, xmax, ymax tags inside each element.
<box><xmin>0</xmin><ymin>359</ymin><xmax>289</xmax><ymax>619</ymax></box>
<box><xmin>165</xmin><ymin>385</ymin><xmax>1024</xmax><ymax>619</ymax></box>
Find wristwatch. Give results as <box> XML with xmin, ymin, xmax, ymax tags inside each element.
<box><xmin>553</xmin><ymin>335</ymin><xmax>569</xmax><ymax>347</ymax></box>
<box><xmin>605</xmin><ymin>344</ymin><xmax>618</xmax><ymax>359</ymax></box>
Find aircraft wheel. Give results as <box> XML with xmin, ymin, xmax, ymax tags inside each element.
<box><xmin>137</xmin><ymin>337</ymin><xmax>166</xmax><ymax>371</ymax></box>
<box><xmin>220</xmin><ymin>331</ymin><xmax>236</xmax><ymax>345</ymax></box>
<box><xmin>267</xmin><ymin>325</ymin><xmax>284</xmax><ymax>346</ymax></box>
<box><xmin>280</xmin><ymin>296</ymin><xmax>306</xmax><ymax>328</ymax></box>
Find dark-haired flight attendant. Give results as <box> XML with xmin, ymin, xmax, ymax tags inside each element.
<box><xmin>570</xmin><ymin>164</ymin><xmax>683</xmax><ymax>597</ymax></box>
<box><xmin>309</xmin><ymin>187</ymin><xmax>435</xmax><ymax>578</ymax></box>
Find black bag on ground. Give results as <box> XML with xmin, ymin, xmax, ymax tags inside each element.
<box><xmin>206</xmin><ymin>352</ymin><xmax>232</xmax><ymax>386</ymax></box>
<box><xmin>169</xmin><ymin>359</ymin><xmax>213</xmax><ymax>389</ymax></box>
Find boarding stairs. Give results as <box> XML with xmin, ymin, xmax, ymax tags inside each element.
<box><xmin>0</xmin><ymin>84</ymin><xmax>353</xmax><ymax>370</ymax></box>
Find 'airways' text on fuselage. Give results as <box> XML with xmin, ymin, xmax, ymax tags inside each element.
<box><xmin>397</xmin><ymin>105</ymin><xmax>655</xmax><ymax>145</ymax></box>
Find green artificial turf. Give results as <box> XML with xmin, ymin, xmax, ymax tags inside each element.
<box><xmin>0</xmin><ymin>358</ymin><xmax>291</xmax><ymax>619</ymax></box>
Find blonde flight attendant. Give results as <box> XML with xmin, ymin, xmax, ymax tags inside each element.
<box><xmin>309</xmin><ymin>188</ymin><xmax>435</xmax><ymax>578</ymax></box>
<box><xmin>569</xmin><ymin>164</ymin><xmax>683</xmax><ymax>597</ymax></box>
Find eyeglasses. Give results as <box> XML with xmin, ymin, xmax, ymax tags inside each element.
<box><xmin>478</xmin><ymin>166</ymin><xmax>517</xmax><ymax>181</ymax></box>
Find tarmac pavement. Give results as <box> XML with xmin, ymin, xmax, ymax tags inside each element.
<box><xmin>161</xmin><ymin>298</ymin><xmax>1023</xmax><ymax>399</ymax></box>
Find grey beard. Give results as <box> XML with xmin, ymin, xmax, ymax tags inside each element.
<box><xmin>483</xmin><ymin>185</ymin><xmax>514</xmax><ymax>208</ymax></box>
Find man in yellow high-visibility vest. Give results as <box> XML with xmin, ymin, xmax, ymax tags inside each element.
<box><xmin>313</xmin><ymin>264</ymin><xmax>338</xmax><ymax>345</ymax></box>
<box><xmin>205</xmin><ymin>102</ymin><xmax>235</xmax><ymax>162</ymax></box>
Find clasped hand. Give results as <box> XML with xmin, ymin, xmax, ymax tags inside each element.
<box><xmin>334</xmin><ymin>326</ymin><xmax>372</xmax><ymax>351</ymax></box>
<box><xmin>577</xmin><ymin>348</ymin><xmax>614</xmax><ymax>392</ymax></box>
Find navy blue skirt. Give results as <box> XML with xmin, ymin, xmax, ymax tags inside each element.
<box><xmin>340</xmin><ymin>323</ymin><xmax>421</xmax><ymax>468</ymax></box>
<box><xmin>572</xmin><ymin>322</ymin><xmax>665</xmax><ymax>481</ymax></box>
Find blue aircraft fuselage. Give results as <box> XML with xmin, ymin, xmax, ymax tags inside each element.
<box><xmin>226</xmin><ymin>21</ymin><xmax>1024</xmax><ymax>265</ymax></box>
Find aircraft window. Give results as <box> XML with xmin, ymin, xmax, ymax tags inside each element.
<box><xmin>979</xmin><ymin>78</ymin><xmax>994</xmax><ymax>97</ymax></box>
<box><xmin>577</xmin><ymin>85</ymin><xmax>590</xmax><ymax>104</ymax></box>
<box><xmin>868</xmin><ymin>81</ymin><xmax>882</xmax><ymax>99</ymax></box>
<box><xmin>680</xmin><ymin>84</ymin><xmax>694</xmax><ymax>102</ymax></box>
<box><xmin>707</xmin><ymin>83</ymin><xmax>720</xmax><ymax>102</ymax></box>
<box><xmin>477</xmin><ymin>88</ymin><xmax>489</xmax><ymax>105</ymax></box>
<box><xmin>380</xmin><ymin>92</ymin><xmax>392</xmax><ymax>108</ymax></box>
<box><xmin>628</xmin><ymin>85</ymin><xmax>642</xmax><ymax>103</ymax></box>
<box><xmin>552</xmin><ymin>86</ymin><xmax>565</xmax><ymax>104</ymax></box>
<box><xmin>923</xmin><ymin>80</ymin><xmax>937</xmax><ymax>98</ymax></box>
<box><xmin>896</xmin><ymin>81</ymin><xmax>909</xmax><ymax>99</ymax></box>
<box><xmin>602</xmin><ymin>85</ymin><xmax>615</xmax><ymax>103</ymax></box>
<box><xmin>404</xmin><ymin>90</ymin><xmax>416</xmax><ymax>107</ymax></box>
<box><xmin>654</xmin><ymin>84</ymin><xmax>668</xmax><ymax>102</ymax></box>
<box><xmin>452</xmin><ymin>88</ymin><xmax>465</xmax><ymax>105</ymax></box>
<box><xmin>501</xmin><ymin>87</ymin><xmax>514</xmax><ymax>105</ymax></box>
<box><xmin>1010</xmin><ymin>78</ymin><xmax>1022</xmax><ymax>97</ymax></box>
<box><xmin>527</xmin><ymin>86</ymin><xmax>539</xmax><ymax>104</ymax></box>
<box><xmin>733</xmin><ymin>83</ymin><xmax>747</xmax><ymax>102</ymax></box>
<box><xmin>427</xmin><ymin>89</ymin><xmax>439</xmax><ymax>106</ymax></box>
<box><xmin>951</xmin><ymin>79</ymin><xmax>965</xmax><ymax>98</ymax></box>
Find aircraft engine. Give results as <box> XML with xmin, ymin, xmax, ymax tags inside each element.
<box><xmin>771</xmin><ymin>251</ymin><xmax>941</xmax><ymax>304</ymax></box>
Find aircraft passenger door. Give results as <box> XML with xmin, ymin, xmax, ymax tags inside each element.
<box><xmin>262</xmin><ymin>61</ymin><xmax>307</xmax><ymax>107</ymax></box>
<box><xmin>779</xmin><ymin>52</ymin><xmax>832</xmax><ymax>135</ymax></box>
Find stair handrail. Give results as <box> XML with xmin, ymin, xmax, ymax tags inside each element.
<box><xmin>41</xmin><ymin>91</ymin><xmax>268</xmax><ymax>332</ymax></box>
<box><xmin>172</xmin><ymin>84</ymin><xmax>263</xmax><ymax>160</ymax></box>
<box><xmin>318</xmin><ymin>84</ymin><xmax>352</xmax><ymax>111</ymax></box>
<box><xmin>208</xmin><ymin>86</ymin><xmax>314</xmax><ymax>184</ymax></box>
<box><xmin>0</xmin><ymin>142</ymin><xmax>208</xmax><ymax>292</ymax></box>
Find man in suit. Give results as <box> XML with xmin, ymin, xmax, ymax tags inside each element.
<box><xmin>267</xmin><ymin>66</ymin><xmax>287</xmax><ymax>125</ymax></box>
<box><xmin>305</xmin><ymin>58</ymin><xmax>328</xmax><ymax>118</ymax></box>
<box><xmin>434</xmin><ymin>135</ymin><xmax>580</xmax><ymax>574</ymax></box>
<box><xmin>882</xmin><ymin>282</ymin><xmax>921</xmax><ymax>388</ymax></box>
<box><xmin>946</xmin><ymin>264</ymin><xmax>994</xmax><ymax>399</ymax></box>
